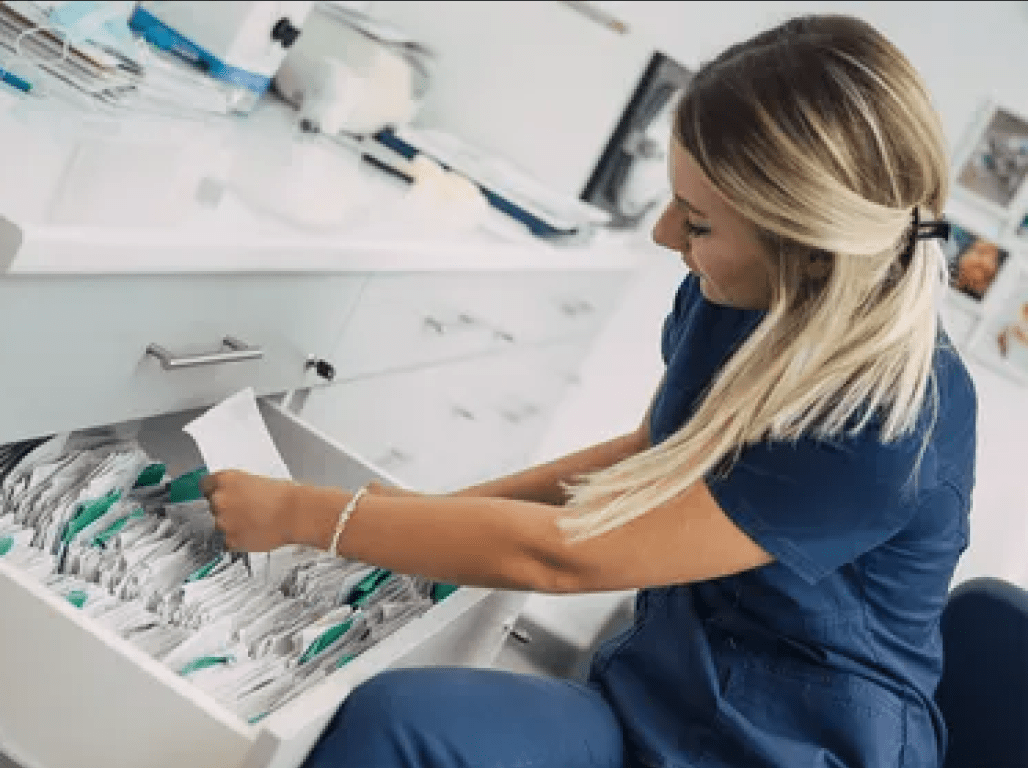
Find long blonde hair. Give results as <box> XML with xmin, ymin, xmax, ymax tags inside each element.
<box><xmin>562</xmin><ymin>14</ymin><xmax>951</xmax><ymax>539</ymax></box>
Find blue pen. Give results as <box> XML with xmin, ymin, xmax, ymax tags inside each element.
<box><xmin>0</xmin><ymin>66</ymin><xmax>31</xmax><ymax>94</ymax></box>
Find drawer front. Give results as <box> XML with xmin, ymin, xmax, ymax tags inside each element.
<box><xmin>332</xmin><ymin>269</ymin><xmax>630</xmax><ymax>380</ymax></box>
<box><xmin>0</xmin><ymin>274</ymin><xmax>362</xmax><ymax>445</ymax></box>
<box><xmin>0</xmin><ymin>401</ymin><xmax>524</xmax><ymax>768</ymax></box>
<box><xmin>300</xmin><ymin>340</ymin><xmax>591</xmax><ymax>492</ymax></box>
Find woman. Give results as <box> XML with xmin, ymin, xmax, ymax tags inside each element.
<box><xmin>202</xmin><ymin>14</ymin><xmax>977</xmax><ymax>768</ymax></box>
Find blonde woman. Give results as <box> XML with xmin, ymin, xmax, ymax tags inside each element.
<box><xmin>203</xmin><ymin>14</ymin><xmax>976</xmax><ymax>768</ymax></box>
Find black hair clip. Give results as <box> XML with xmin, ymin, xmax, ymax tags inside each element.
<box><xmin>900</xmin><ymin>209</ymin><xmax>951</xmax><ymax>267</ymax></box>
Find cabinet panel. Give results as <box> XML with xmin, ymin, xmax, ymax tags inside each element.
<box><xmin>301</xmin><ymin>341</ymin><xmax>590</xmax><ymax>492</ymax></box>
<box><xmin>331</xmin><ymin>269</ymin><xmax>629</xmax><ymax>380</ymax></box>
<box><xmin>0</xmin><ymin>274</ymin><xmax>362</xmax><ymax>444</ymax></box>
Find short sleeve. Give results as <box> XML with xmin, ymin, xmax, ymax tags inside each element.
<box><xmin>707</xmin><ymin>431</ymin><xmax>927</xmax><ymax>584</ymax></box>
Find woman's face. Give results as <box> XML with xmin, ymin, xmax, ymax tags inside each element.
<box><xmin>652</xmin><ymin>139</ymin><xmax>774</xmax><ymax>310</ymax></box>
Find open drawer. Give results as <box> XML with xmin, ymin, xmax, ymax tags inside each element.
<box><xmin>0</xmin><ymin>399</ymin><xmax>527</xmax><ymax>768</ymax></box>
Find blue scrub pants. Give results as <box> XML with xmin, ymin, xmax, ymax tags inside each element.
<box><xmin>301</xmin><ymin>667</ymin><xmax>631</xmax><ymax>768</ymax></box>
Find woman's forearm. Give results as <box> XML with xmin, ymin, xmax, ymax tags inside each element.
<box><xmin>281</xmin><ymin>429</ymin><xmax>650</xmax><ymax>592</ymax></box>
<box><xmin>288</xmin><ymin>485</ymin><xmax>576</xmax><ymax>593</ymax></box>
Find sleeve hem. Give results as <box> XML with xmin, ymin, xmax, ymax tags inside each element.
<box><xmin>705</xmin><ymin>477</ymin><xmax>829</xmax><ymax>585</ymax></box>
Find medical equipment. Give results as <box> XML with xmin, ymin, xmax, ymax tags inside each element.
<box><xmin>128</xmin><ymin>1</ymin><xmax>314</xmax><ymax>114</ymax></box>
<box><xmin>273</xmin><ymin>2</ymin><xmax>433</xmax><ymax>137</ymax></box>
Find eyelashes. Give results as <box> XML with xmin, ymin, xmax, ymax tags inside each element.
<box><xmin>684</xmin><ymin>221</ymin><xmax>711</xmax><ymax>237</ymax></box>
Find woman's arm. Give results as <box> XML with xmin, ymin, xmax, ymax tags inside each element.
<box><xmin>202</xmin><ymin>373</ymin><xmax>770</xmax><ymax>593</ymax></box>
<box><xmin>203</xmin><ymin>466</ymin><xmax>771</xmax><ymax>594</ymax></box>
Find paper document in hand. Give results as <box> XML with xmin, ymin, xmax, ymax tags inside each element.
<box><xmin>182</xmin><ymin>387</ymin><xmax>291</xmax><ymax>480</ymax></box>
<box><xmin>182</xmin><ymin>388</ymin><xmax>296</xmax><ymax>583</ymax></box>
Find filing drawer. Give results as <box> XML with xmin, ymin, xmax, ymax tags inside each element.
<box><xmin>0</xmin><ymin>399</ymin><xmax>527</xmax><ymax>768</ymax></box>
<box><xmin>0</xmin><ymin>274</ymin><xmax>363</xmax><ymax>445</ymax></box>
<box><xmin>331</xmin><ymin>269</ymin><xmax>630</xmax><ymax>380</ymax></box>
<box><xmin>300</xmin><ymin>340</ymin><xmax>590</xmax><ymax>492</ymax></box>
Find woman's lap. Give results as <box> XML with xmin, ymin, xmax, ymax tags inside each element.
<box><xmin>301</xmin><ymin>666</ymin><xmax>628</xmax><ymax>768</ymax></box>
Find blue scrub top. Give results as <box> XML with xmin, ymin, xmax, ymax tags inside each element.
<box><xmin>590</xmin><ymin>274</ymin><xmax>977</xmax><ymax>768</ymax></box>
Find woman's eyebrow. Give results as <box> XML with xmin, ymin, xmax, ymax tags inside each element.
<box><xmin>674</xmin><ymin>194</ymin><xmax>708</xmax><ymax>219</ymax></box>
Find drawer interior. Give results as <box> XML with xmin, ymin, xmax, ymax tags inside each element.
<box><xmin>0</xmin><ymin>399</ymin><xmax>525</xmax><ymax>768</ymax></box>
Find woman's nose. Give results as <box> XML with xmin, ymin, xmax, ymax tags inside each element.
<box><xmin>652</xmin><ymin>203</ymin><xmax>682</xmax><ymax>251</ymax></box>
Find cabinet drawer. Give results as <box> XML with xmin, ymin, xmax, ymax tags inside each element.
<box><xmin>301</xmin><ymin>341</ymin><xmax>591</xmax><ymax>492</ymax></box>
<box><xmin>0</xmin><ymin>400</ymin><xmax>526</xmax><ymax>768</ymax></box>
<box><xmin>0</xmin><ymin>274</ymin><xmax>362</xmax><ymax>445</ymax></box>
<box><xmin>332</xmin><ymin>269</ymin><xmax>630</xmax><ymax>380</ymax></box>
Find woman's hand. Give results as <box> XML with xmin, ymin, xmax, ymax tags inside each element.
<box><xmin>200</xmin><ymin>469</ymin><xmax>300</xmax><ymax>552</ymax></box>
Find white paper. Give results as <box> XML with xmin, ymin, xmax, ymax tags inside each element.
<box><xmin>182</xmin><ymin>388</ymin><xmax>291</xmax><ymax>480</ymax></box>
<box><xmin>182</xmin><ymin>388</ymin><xmax>293</xmax><ymax>583</ymax></box>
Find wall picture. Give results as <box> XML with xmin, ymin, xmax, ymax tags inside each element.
<box><xmin>941</xmin><ymin>219</ymin><xmax>1010</xmax><ymax>303</ymax></box>
<box><xmin>955</xmin><ymin>103</ymin><xmax>1028</xmax><ymax>216</ymax></box>
<box><xmin>968</xmin><ymin>262</ymin><xmax>1028</xmax><ymax>386</ymax></box>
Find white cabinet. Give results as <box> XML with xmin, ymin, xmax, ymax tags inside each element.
<box><xmin>0</xmin><ymin>269</ymin><xmax>539</xmax><ymax>768</ymax></box>
<box><xmin>0</xmin><ymin>86</ymin><xmax>640</xmax><ymax>768</ymax></box>
<box><xmin>0</xmin><ymin>400</ymin><xmax>525</xmax><ymax>768</ymax></box>
<box><xmin>330</xmin><ymin>269</ymin><xmax>628</xmax><ymax>380</ymax></box>
<box><xmin>0</xmin><ymin>273</ymin><xmax>364</xmax><ymax>444</ymax></box>
<box><xmin>0</xmin><ymin>260</ymin><xmax>634</xmax><ymax>768</ymax></box>
<box><xmin>301</xmin><ymin>340</ymin><xmax>592</xmax><ymax>492</ymax></box>
<box><xmin>304</xmin><ymin>268</ymin><xmax>632</xmax><ymax>492</ymax></box>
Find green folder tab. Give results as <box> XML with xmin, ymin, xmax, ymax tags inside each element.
<box><xmin>185</xmin><ymin>555</ymin><xmax>222</xmax><ymax>583</ymax></box>
<box><xmin>179</xmin><ymin>655</ymin><xmax>233</xmax><ymax>676</ymax></box>
<box><xmin>62</xmin><ymin>488</ymin><xmax>123</xmax><ymax>545</ymax></box>
<box><xmin>299</xmin><ymin>620</ymin><xmax>354</xmax><ymax>665</ymax></box>
<box><xmin>167</xmin><ymin>467</ymin><xmax>208</xmax><ymax>504</ymax></box>
<box><xmin>431</xmin><ymin>583</ymin><xmax>459</xmax><ymax>602</ymax></box>
<box><xmin>91</xmin><ymin>508</ymin><xmax>145</xmax><ymax>547</ymax></box>
<box><xmin>350</xmin><ymin>568</ymin><xmax>392</xmax><ymax>608</ymax></box>
<box><xmin>133</xmin><ymin>462</ymin><xmax>166</xmax><ymax>488</ymax></box>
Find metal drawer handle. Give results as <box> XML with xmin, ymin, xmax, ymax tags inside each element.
<box><xmin>146</xmin><ymin>336</ymin><xmax>264</xmax><ymax>370</ymax></box>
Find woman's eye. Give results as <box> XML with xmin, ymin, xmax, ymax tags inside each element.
<box><xmin>684</xmin><ymin>221</ymin><xmax>710</xmax><ymax>237</ymax></box>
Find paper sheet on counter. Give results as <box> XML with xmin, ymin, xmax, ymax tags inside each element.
<box><xmin>182</xmin><ymin>387</ymin><xmax>293</xmax><ymax>582</ymax></box>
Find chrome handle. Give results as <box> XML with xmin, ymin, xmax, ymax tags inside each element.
<box><xmin>146</xmin><ymin>336</ymin><xmax>264</xmax><ymax>370</ymax></box>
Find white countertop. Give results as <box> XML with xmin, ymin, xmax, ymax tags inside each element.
<box><xmin>0</xmin><ymin>92</ymin><xmax>639</xmax><ymax>275</ymax></box>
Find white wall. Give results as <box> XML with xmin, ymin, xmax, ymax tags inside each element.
<box><xmin>364</xmin><ymin>1</ymin><xmax>1028</xmax><ymax>588</ymax></box>
<box><xmin>365</xmin><ymin>0</ymin><xmax>656</xmax><ymax>197</ymax></box>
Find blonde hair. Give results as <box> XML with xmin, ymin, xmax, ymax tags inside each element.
<box><xmin>562</xmin><ymin>15</ymin><xmax>951</xmax><ymax>539</ymax></box>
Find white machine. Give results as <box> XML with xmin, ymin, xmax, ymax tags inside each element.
<box><xmin>128</xmin><ymin>1</ymin><xmax>315</xmax><ymax>113</ymax></box>
<box><xmin>273</xmin><ymin>2</ymin><xmax>435</xmax><ymax>137</ymax></box>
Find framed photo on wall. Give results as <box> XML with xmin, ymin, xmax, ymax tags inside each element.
<box><xmin>966</xmin><ymin>258</ymin><xmax>1028</xmax><ymax>386</ymax></box>
<box><xmin>952</xmin><ymin>99</ymin><xmax>1028</xmax><ymax>221</ymax></box>
<box><xmin>941</xmin><ymin>217</ymin><xmax>1011</xmax><ymax>309</ymax></box>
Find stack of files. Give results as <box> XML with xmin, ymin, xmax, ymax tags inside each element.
<box><xmin>116</xmin><ymin>41</ymin><xmax>239</xmax><ymax>117</ymax></box>
<box><xmin>0</xmin><ymin>1</ymin><xmax>233</xmax><ymax>117</ymax></box>
<box><xmin>0</xmin><ymin>0</ymin><xmax>137</xmax><ymax>106</ymax></box>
